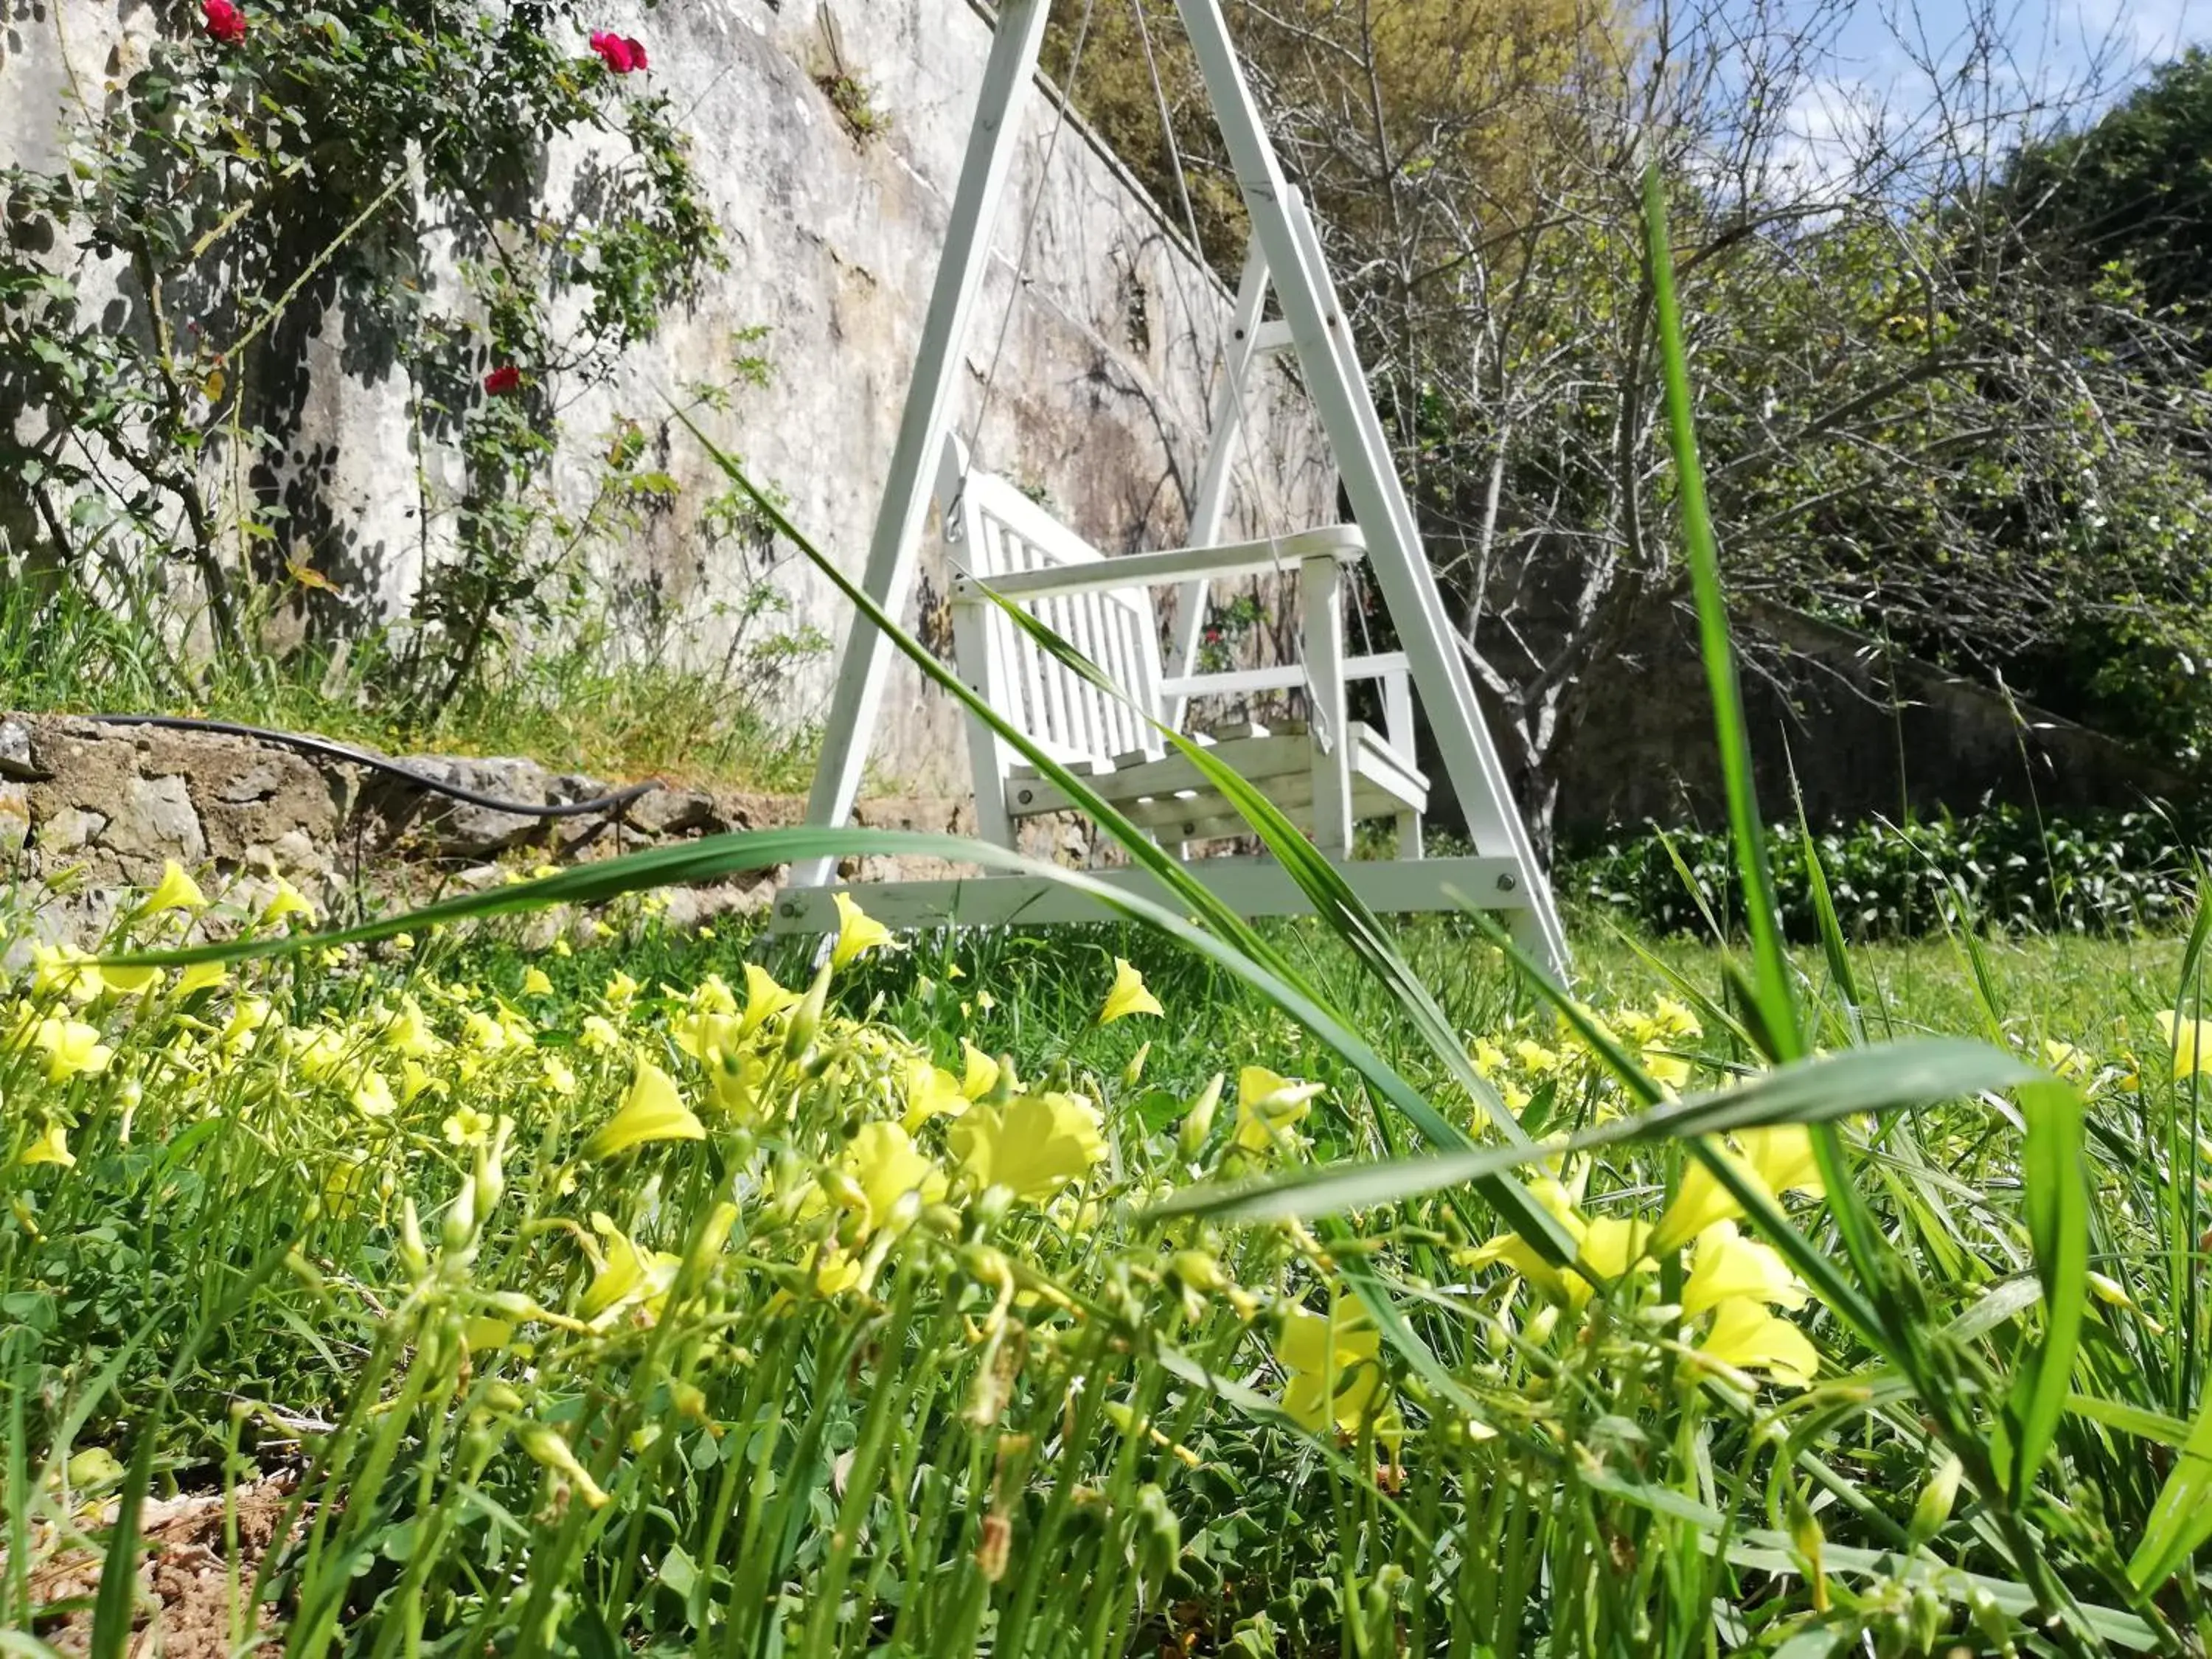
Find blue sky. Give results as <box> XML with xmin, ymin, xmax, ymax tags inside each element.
<box><xmin>1760</xmin><ymin>0</ymin><xmax>2198</xmax><ymax>187</ymax></box>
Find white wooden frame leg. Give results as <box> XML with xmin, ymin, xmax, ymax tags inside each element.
<box><xmin>1383</xmin><ymin>672</ymin><xmax>1424</xmax><ymax>859</ymax></box>
<box><xmin>788</xmin><ymin>0</ymin><xmax>1051</xmax><ymax>891</ymax></box>
<box><xmin>1169</xmin><ymin>0</ymin><xmax>1569</xmax><ymax>975</ymax></box>
<box><xmin>1300</xmin><ymin>552</ymin><xmax>1352</xmax><ymax>856</ymax></box>
<box><xmin>1164</xmin><ymin>241</ymin><xmax>1273</xmax><ymax>735</ymax></box>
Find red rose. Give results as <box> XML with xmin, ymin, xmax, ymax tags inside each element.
<box><xmin>202</xmin><ymin>0</ymin><xmax>247</xmax><ymax>44</ymax></box>
<box><xmin>483</xmin><ymin>365</ymin><xmax>521</xmax><ymax>395</ymax></box>
<box><xmin>589</xmin><ymin>29</ymin><xmax>644</xmax><ymax>73</ymax></box>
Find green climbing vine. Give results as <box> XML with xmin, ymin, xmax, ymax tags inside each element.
<box><xmin>0</xmin><ymin>0</ymin><xmax>721</xmax><ymax>713</ymax></box>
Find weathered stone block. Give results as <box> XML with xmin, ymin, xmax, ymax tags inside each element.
<box><xmin>106</xmin><ymin>773</ymin><xmax>208</xmax><ymax>869</ymax></box>
<box><xmin>625</xmin><ymin>787</ymin><xmax>723</xmax><ymax>838</ymax></box>
<box><xmin>0</xmin><ymin>782</ymin><xmax>29</xmax><ymax>858</ymax></box>
<box><xmin>0</xmin><ymin>719</ymin><xmax>41</xmax><ymax>780</ymax></box>
<box><xmin>41</xmin><ymin>805</ymin><xmax>109</xmax><ymax>855</ymax></box>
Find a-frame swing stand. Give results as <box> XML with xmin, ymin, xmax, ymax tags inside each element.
<box><xmin>771</xmin><ymin>0</ymin><xmax>1569</xmax><ymax>976</ymax></box>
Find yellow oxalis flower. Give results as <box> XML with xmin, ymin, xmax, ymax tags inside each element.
<box><xmin>689</xmin><ymin>974</ymin><xmax>739</xmax><ymax>1016</ymax></box>
<box><xmin>461</xmin><ymin>1010</ymin><xmax>509</xmax><ymax>1054</ymax></box>
<box><xmin>1681</xmin><ymin>1221</ymin><xmax>1806</xmax><ymax>1317</ymax></box>
<box><xmin>291</xmin><ymin>1026</ymin><xmax>349</xmax><ymax>1082</ymax></box>
<box><xmin>580</xmin><ymin>1213</ymin><xmax>683</xmax><ymax>1323</ymax></box>
<box><xmin>262</xmin><ymin>879</ymin><xmax>317</xmax><ymax>926</ymax></box>
<box><xmin>2156</xmin><ymin>1012</ymin><xmax>2212</xmax><ymax>1079</ymax></box>
<box><xmin>35</xmin><ymin>1018</ymin><xmax>114</xmax><ymax>1082</ymax></box>
<box><xmin>400</xmin><ymin>1058</ymin><xmax>439</xmax><ymax>1105</ymax></box>
<box><xmin>376</xmin><ymin>998</ymin><xmax>440</xmax><ymax>1059</ymax></box>
<box><xmin>1467</xmin><ymin>1175</ymin><xmax>1587</xmax><ymax>1302</ymax></box>
<box><xmin>900</xmin><ymin>1059</ymin><xmax>969</xmax><ymax>1130</ymax></box>
<box><xmin>671</xmin><ymin>1007</ymin><xmax>738</xmax><ymax>1065</ymax></box>
<box><xmin>443</xmin><ymin>1104</ymin><xmax>496</xmax><ymax>1147</ymax></box>
<box><xmin>1099</xmin><ymin>959</ymin><xmax>1163</xmax><ymax>1024</ymax></box>
<box><xmin>703</xmin><ymin>1046</ymin><xmax>769</xmax><ymax>1119</ymax></box>
<box><xmin>1699</xmin><ymin>1297</ymin><xmax>1819</xmax><ymax>1385</ymax></box>
<box><xmin>176</xmin><ymin>960</ymin><xmax>227</xmax><ymax>997</ymax></box>
<box><xmin>1467</xmin><ymin>1178</ymin><xmax>1660</xmax><ymax>1310</ymax></box>
<box><xmin>30</xmin><ymin>943</ymin><xmax>102</xmax><ymax>1004</ymax></box>
<box><xmin>20</xmin><ymin>1121</ymin><xmax>74</xmax><ymax>1168</ymax></box>
<box><xmin>739</xmin><ymin>964</ymin><xmax>800</xmax><ymax>1036</ymax></box>
<box><xmin>1276</xmin><ymin>1305</ymin><xmax>1401</xmax><ymax>1450</ymax></box>
<box><xmin>604</xmin><ymin>970</ymin><xmax>641</xmax><ymax>1010</ymax></box>
<box><xmin>959</xmin><ymin>1041</ymin><xmax>1001</xmax><ymax>1101</ymax></box>
<box><xmin>842</xmin><ymin>1121</ymin><xmax>946</xmax><ymax>1234</ymax></box>
<box><xmin>352</xmin><ymin>1071</ymin><xmax>397</xmax><ymax>1118</ymax></box>
<box><xmin>580</xmin><ymin>1014</ymin><xmax>623</xmax><ymax>1054</ymax></box>
<box><xmin>2042</xmin><ymin>1038</ymin><xmax>2091</xmax><ymax>1081</ymax></box>
<box><xmin>583</xmin><ymin>1062</ymin><xmax>706</xmax><ymax>1160</ymax></box>
<box><xmin>220</xmin><ymin>995</ymin><xmax>271</xmax><ymax>1052</ymax></box>
<box><xmin>1641</xmin><ymin>1046</ymin><xmax>1692</xmax><ymax>1091</ymax></box>
<box><xmin>1578</xmin><ymin>1214</ymin><xmax>1654</xmax><ymax>1285</ymax></box>
<box><xmin>99</xmin><ymin>963</ymin><xmax>160</xmax><ymax>998</ymax></box>
<box><xmin>1234</xmin><ymin>1066</ymin><xmax>1324</xmax><ymax>1153</ymax></box>
<box><xmin>950</xmin><ymin>1090</ymin><xmax>1106</xmax><ymax>1200</ymax></box>
<box><xmin>144</xmin><ymin>860</ymin><xmax>208</xmax><ymax>915</ymax></box>
<box><xmin>1653</xmin><ymin>1125</ymin><xmax>1824</xmax><ymax>1253</ymax></box>
<box><xmin>522</xmin><ymin>967</ymin><xmax>555</xmax><ymax>997</ymax></box>
<box><xmin>831</xmin><ymin>893</ymin><xmax>897</xmax><ymax>970</ymax></box>
<box><xmin>1513</xmin><ymin>1039</ymin><xmax>1560</xmax><ymax>1077</ymax></box>
<box><xmin>814</xmin><ymin>1248</ymin><xmax>865</xmax><ymax>1297</ymax></box>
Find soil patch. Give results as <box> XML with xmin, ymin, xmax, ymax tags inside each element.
<box><xmin>27</xmin><ymin>1477</ymin><xmax>296</xmax><ymax>1658</ymax></box>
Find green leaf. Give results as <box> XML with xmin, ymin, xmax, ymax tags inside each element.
<box><xmin>88</xmin><ymin>1399</ymin><xmax>161</xmax><ymax>1659</ymax></box>
<box><xmin>2127</xmin><ymin>1379</ymin><xmax>2212</xmax><ymax>1588</ymax></box>
<box><xmin>1641</xmin><ymin>161</ymin><xmax>1802</xmax><ymax>1066</ymax></box>
<box><xmin>2008</xmin><ymin>1079</ymin><xmax>2089</xmax><ymax>1499</ymax></box>
<box><xmin>1149</xmin><ymin>1037</ymin><xmax>2037</xmax><ymax>1225</ymax></box>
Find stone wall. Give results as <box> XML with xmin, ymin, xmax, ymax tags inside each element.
<box><xmin>1551</xmin><ymin>601</ymin><xmax>2187</xmax><ymax>841</ymax></box>
<box><xmin>1</xmin><ymin>0</ymin><xmax>1333</xmax><ymax>793</ymax></box>
<box><xmin>0</xmin><ymin>710</ymin><xmax>1099</xmax><ymax>947</ymax></box>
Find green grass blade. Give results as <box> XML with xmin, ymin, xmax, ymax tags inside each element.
<box><xmin>1149</xmin><ymin>1037</ymin><xmax>2035</xmax><ymax>1223</ymax></box>
<box><xmin>986</xmin><ymin>584</ymin><xmax>1548</xmax><ymax>1148</ymax></box>
<box><xmin>1641</xmin><ymin>161</ymin><xmax>1801</xmax><ymax>1065</ymax></box>
<box><xmin>88</xmin><ymin>1397</ymin><xmax>160</xmax><ymax>1659</ymax></box>
<box><xmin>2126</xmin><ymin>1384</ymin><xmax>2212</xmax><ymax>1589</ymax></box>
<box><xmin>1792</xmin><ymin>779</ymin><xmax>1863</xmax><ymax>1038</ymax></box>
<box><xmin>2067</xmin><ymin>1393</ymin><xmax>2195</xmax><ymax>1448</ymax></box>
<box><xmin>2010</xmin><ymin>1078</ymin><xmax>2090</xmax><ymax>1499</ymax></box>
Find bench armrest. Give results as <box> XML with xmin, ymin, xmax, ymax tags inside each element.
<box><xmin>1158</xmin><ymin>652</ymin><xmax>1410</xmax><ymax>700</ymax></box>
<box><xmin>950</xmin><ymin>526</ymin><xmax>1365</xmax><ymax>605</ymax></box>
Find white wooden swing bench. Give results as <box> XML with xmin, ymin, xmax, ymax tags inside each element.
<box><xmin>938</xmin><ymin>435</ymin><xmax>1429</xmax><ymax>863</ymax></box>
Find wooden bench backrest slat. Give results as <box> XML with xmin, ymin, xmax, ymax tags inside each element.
<box><xmin>942</xmin><ymin>453</ymin><xmax>1166</xmax><ymax>771</ymax></box>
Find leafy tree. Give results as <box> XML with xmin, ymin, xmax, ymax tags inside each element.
<box><xmin>1063</xmin><ymin>0</ymin><xmax>2212</xmax><ymax>844</ymax></box>
<box><xmin>2001</xmin><ymin>49</ymin><xmax>2212</xmax><ymax>343</ymax></box>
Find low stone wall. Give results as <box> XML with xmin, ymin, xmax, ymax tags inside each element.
<box><xmin>0</xmin><ymin>713</ymin><xmax>1081</xmax><ymax>947</ymax></box>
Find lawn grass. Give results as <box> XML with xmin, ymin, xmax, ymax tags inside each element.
<box><xmin>4</xmin><ymin>159</ymin><xmax>2203</xmax><ymax>1659</ymax></box>
<box><xmin>6</xmin><ymin>872</ymin><xmax>2202</xmax><ymax>1656</ymax></box>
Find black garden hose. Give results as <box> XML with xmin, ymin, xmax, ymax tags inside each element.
<box><xmin>83</xmin><ymin>714</ymin><xmax>663</xmax><ymax>819</ymax></box>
